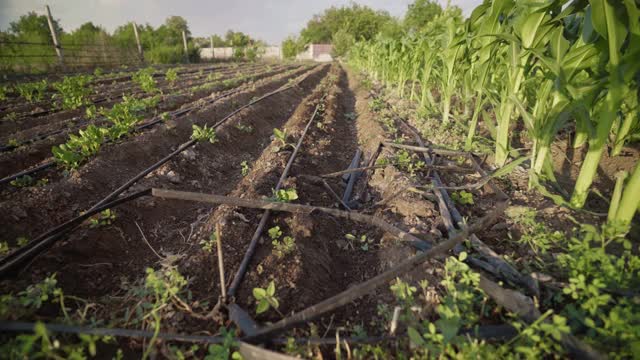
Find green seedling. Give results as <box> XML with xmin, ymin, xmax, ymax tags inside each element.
<box><xmin>253</xmin><ymin>281</ymin><xmax>281</xmax><ymax>315</ymax></box>
<box><xmin>0</xmin><ymin>86</ymin><xmax>8</xmax><ymax>101</ymax></box>
<box><xmin>165</xmin><ymin>68</ymin><xmax>178</xmax><ymax>85</ymax></box>
<box><xmin>235</xmin><ymin>123</ymin><xmax>253</xmax><ymax>133</ymax></box>
<box><xmin>52</xmin><ymin>75</ymin><xmax>93</xmax><ymax>110</ymax></box>
<box><xmin>0</xmin><ymin>242</ymin><xmax>9</xmax><ymax>255</ymax></box>
<box><xmin>240</xmin><ymin>161</ymin><xmax>250</xmax><ymax>176</ymax></box>
<box><xmin>272</xmin><ymin>128</ymin><xmax>294</xmax><ymax>151</ymax></box>
<box><xmin>191</xmin><ymin>124</ymin><xmax>218</xmax><ymax>144</ymax></box>
<box><xmin>272</xmin><ymin>236</ymin><xmax>295</xmax><ymax>259</ymax></box>
<box><xmin>205</xmin><ymin>327</ymin><xmax>241</xmax><ymax>360</ymax></box>
<box><xmin>451</xmin><ymin>190</ymin><xmax>474</xmax><ymax>205</ymax></box>
<box><xmin>133</xmin><ymin>67</ymin><xmax>157</xmax><ymax>93</ymax></box>
<box><xmin>15</xmin><ymin>80</ymin><xmax>47</xmax><ymax>103</ymax></box>
<box><xmin>16</xmin><ymin>237</ymin><xmax>29</xmax><ymax>247</ymax></box>
<box><xmin>10</xmin><ymin>175</ymin><xmax>34</xmax><ymax>188</ymax></box>
<box><xmin>346</xmin><ymin>233</ymin><xmax>374</xmax><ymax>251</ymax></box>
<box><xmin>272</xmin><ymin>188</ymin><xmax>298</xmax><ymax>202</ymax></box>
<box><xmin>93</xmin><ymin>68</ymin><xmax>103</xmax><ymax>77</ymax></box>
<box><xmin>200</xmin><ymin>232</ymin><xmax>216</xmax><ymax>253</ymax></box>
<box><xmin>89</xmin><ymin>209</ymin><xmax>116</xmax><ymax>228</ymax></box>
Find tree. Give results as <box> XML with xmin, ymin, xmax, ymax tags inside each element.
<box><xmin>331</xmin><ymin>29</ymin><xmax>355</xmax><ymax>57</ymax></box>
<box><xmin>404</xmin><ymin>0</ymin><xmax>443</xmax><ymax>33</ymax></box>
<box><xmin>209</xmin><ymin>34</ymin><xmax>226</xmax><ymax>47</ymax></box>
<box><xmin>281</xmin><ymin>36</ymin><xmax>304</xmax><ymax>59</ymax></box>
<box><xmin>299</xmin><ymin>4</ymin><xmax>394</xmax><ymax>45</ymax></box>
<box><xmin>225</xmin><ymin>30</ymin><xmax>251</xmax><ymax>47</ymax></box>
<box><xmin>9</xmin><ymin>11</ymin><xmax>62</xmax><ymax>42</ymax></box>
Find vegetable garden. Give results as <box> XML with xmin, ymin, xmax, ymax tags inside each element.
<box><xmin>0</xmin><ymin>0</ymin><xmax>639</xmax><ymax>359</ymax></box>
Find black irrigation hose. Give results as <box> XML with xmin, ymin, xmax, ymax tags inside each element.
<box><xmin>0</xmin><ymin>65</ymin><xmax>320</xmax><ymax>276</ymax></box>
<box><xmin>0</xmin><ymin>189</ymin><xmax>151</xmax><ymax>276</ymax></box>
<box><xmin>228</xmin><ymin>94</ymin><xmax>325</xmax><ymax>299</ymax></box>
<box><xmin>0</xmin><ymin>321</ymin><xmax>401</xmax><ymax>345</ymax></box>
<box><xmin>0</xmin><ymin>65</ymin><xmax>303</xmax><ymax>184</ymax></box>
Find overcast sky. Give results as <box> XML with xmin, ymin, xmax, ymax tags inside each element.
<box><xmin>0</xmin><ymin>0</ymin><xmax>482</xmax><ymax>44</ymax></box>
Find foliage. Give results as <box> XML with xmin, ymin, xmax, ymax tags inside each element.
<box><xmin>205</xmin><ymin>327</ymin><xmax>241</xmax><ymax>360</ymax></box>
<box><xmin>133</xmin><ymin>67</ymin><xmax>158</xmax><ymax>93</ymax></box>
<box><xmin>253</xmin><ymin>281</ymin><xmax>280</xmax><ymax>315</ymax></box>
<box><xmin>451</xmin><ymin>190</ymin><xmax>474</xmax><ymax>205</ymax></box>
<box><xmin>15</xmin><ymin>80</ymin><xmax>47</xmax><ymax>103</ymax></box>
<box><xmin>273</xmin><ymin>188</ymin><xmax>298</xmax><ymax>203</ymax></box>
<box><xmin>191</xmin><ymin>124</ymin><xmax>218</xmax><ymax>144</ymax></box>
<box><xmin>240</xmin><ymin>161</ymin><xmax>250</xmax><ymax>176</ymax></box>
<box><xmin>52</xmin><ymin>75</ymin><xmax>94</xmax><ymax>110</ymax></box>
<box><xmin>281</xmin><ymin>36</ymin><xmax>305</xmax><ymax>59</ymax></box>
<box><xmin>165</xmin><ymin>68</ymin><xmax>178</xmax><ymax>85</ymax></box>
<box><xmin>200</xmin><ymin>232</ymin><xmax>216</xmax><ymax>253</ymax></box>
<box><xmin>89</xmin><ymin>209</ymin><xmax>116</xmax><ymax>228</ymax></box>
<box><xmin>331</xmin><ymin>28</ymin><xmax>355</xmax><ymax>57</ymax></box>
<box><xmin>348</xmin><ymin>0</ymin><xmax>640</xmax><ymax>214</ymax></box>
<box><xmin>506</xmin><ymin>206</ymin><xmax>562</xmax><ymax>255</ymax></box>
<box><xmin>269</xmin><ymin>227</ymin><xmax>295</xmax><ymax>259</ymax></box>
<box><xmin>52</xmin><ymin>125</ymin><xmax>107</xmax><ymax>169</ymax></box>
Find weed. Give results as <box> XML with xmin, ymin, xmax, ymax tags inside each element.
<box><xmin>390</xmin><ymin>278</ymin><xmax>417</xmax><ymax>303</ymax></box>
<box><xmin>451</xmin><ymin>190</ymin><xmax>474</xmax><ymax>205</ymax></box>
<box><xmin>369</xmin><ymin>98</ymin><xmax>385</xmax><ymax>112</ymax></box>
<box><xmin>160</xmin><ymin>112</ymin><xmax>171</xmax><ymax>122</ymax></box>
<box><xmin>240</xmin><ymin>161</ymin><xmax>250</xmax><ymax>176</ymax></box>
<box><xmin>191</xmin><ymin>124</ymin><xmax>218</xmax><ymax>144</ymax></box>
<box><xmin>253</xmin><ymin>281</ymin><xmax>281</xmax><ymax>315</ymax></box>
<box><xmin>17</xmin><ymin>237</ymin><xmax>29</xmax><ymax>246</ymax></box>
<box><xmin>506</xmin><ymin>206</ymin><xmax>562</xmax><ymax>255</ymax></box>
<box><xmin>89</xmin><ymin>209</ymin><xmax>116</xmax><ymax>228</ymax></box>
<box><xmin>15</xmin><ymin>80</ymin><xmax>47</xmax><ymax>103</ymax></box>
<box><xmin>93</xmin><ymin>68</ymin><xmax>103</xmax><ymax>77</ymax></box>
<box><xmin>345</xmin><ymin>112</ymin><xmax>357</xmax><ymax>121</ymax></box>
<box><xmin>4</xmin><ymin>112</ymin><xmax>17</xmax><ymax>122</ymax></box>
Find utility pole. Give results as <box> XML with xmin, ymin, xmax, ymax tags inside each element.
<box><xmin>132</xmin><ymin>22</ymin><xmax>144</xmax><ymax>62</ymax></box>
<box><xmin>182</xmin><ymin>30</ymin><xmax>189</xmax><ymax>63</ymax></box>
<box><xmin>45</xmin><ymin>5</ymin><xmax>63</xmax><ymax>64</ymax></box>
<box><xmin>210</xmin><ymin>36</ymin><xmax>214</xmax><ymax>60</ymax></box>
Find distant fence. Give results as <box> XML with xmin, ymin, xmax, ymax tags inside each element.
<box><xmin>200</xmin><ymin>46</ymin><xmax>282</xmax><ymax>60</ymax></box>
<box><xmin>199</xmin><ymin>44</ymin><xmax>333</xmax><ymax>62</ymax></box>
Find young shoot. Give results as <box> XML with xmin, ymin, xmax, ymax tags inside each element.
<box><xmin>191</xmin><ymin>124</ymin><xmax>218</xmax><ymax>144</ymax></box>
<box><xmin>253</xmin><ymin>281</ymin><xmax>281</xmax><ymax>316</ymax></box>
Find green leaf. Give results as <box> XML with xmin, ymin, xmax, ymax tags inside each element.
<box><xmin>256</xmin><ymin>299</ymin><xmax>270</xmax><ymax>314</ymax></box>
<box><xmin>252</xmin><ymin>288</ymin><xmax>266</xmax><ymax>299</ymax></box>
<box><xmin>267</xmin><ymin>281</ymin><xmax>275</xmax><ymax>296</ymax></box>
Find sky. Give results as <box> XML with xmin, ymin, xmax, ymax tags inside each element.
<box><xmin>0</xmin><ymin>0</ymin><xmax>482</xmax><ymax>44</ymax></box>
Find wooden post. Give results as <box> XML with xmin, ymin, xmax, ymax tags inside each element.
<box><xmin>132</xmin><ymin>22</ymin><xmax>143</xmax><ymax>62</ymax></box>
<box><xmin>182</xmin><ymin>30</ymin><xmax>189</xmax><ymax>63</ymax></box>
<box><xmin>210</xmin><ymin>36</ymin><xmax>214</xmax><ymax>60</ymax></box>
<box><xmin>45</xmin><ymin>5</ymin><xmax>63</xmax><ymax>64</ymax></box>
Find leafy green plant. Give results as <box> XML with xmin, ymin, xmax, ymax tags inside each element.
<box><xmin>0</xmin><ymin>85</ymin><xmax>8</xmax><ymax>101</ymax></box>
<box><xmin>345</xmin><ymin>233</ymin><xmax>374</xmax><ymax>251</ymax></box>
<box><xmin>52</xmin><ymin>125</ymin><xmax>107</xmax><ymax>169</ymax></box>
<box><xmin>273</xmin><ymin>128</ymin><xmax>293</xmax><ymax>150</ymax></box>
<box><xmin>0</xmin><ymin>242</ymin><xmax>9</xmax><ymax>255</ymax></box>
<box><xmin>205</xmin><ymin>327</ymin><xmax>241</xmax><ymax>360</ymax></box>
<box><xmin>240</xmin><ymin>161</ymin><xmax>250</xmax><ymax>176</ymax></box>
<box><xmin>506</xmin><ymin>206</ymin><xmax>562</xmax><ymax>255</ymax></box>
<box><xmin>200</xmin><ymin>232</ymin><xmax>216</xmax><ymax>253</ymax></box>
<box><xmin>15</xmin><ymin>80</ymin><xmax>47</xmax><ymax>103</ymax></box>
<box><xmin>165</xmin><ymin>68</ymin><xmax>178</xmax><ymax>85</ymax></box>
<box><xmin>390</xmin><ymin>277</ymin><xmax>417</xmax><ymax>303</ymax></box>
<box><xmin>272</xmin><ymin>188</ymin><xmax>298</xmax><ymax>202</ymax></box>
<box><xmin>133</xmin><ymin>67</ymin><xmax>158</xmax><ymax>93</ymax></box>
<box><xmin>89</xmin><ymin>209</ymin><xmax>116</xmax><ymax>228</ymax></box>
<box><xmin>10</xmin><ymin>175</ymin><xmax>34</xmax><ymax>188</ymax></box>
<box><xmin>253</xmin><ymin>281</ymin><xmax>281</xmax><ymax>315</ymax></box>
<box><xmin>52</xmin><ymin>75</ymin><xmax>93</xmax><ymax>110</ymax></box>
<box><xmin>191</xmin><ymin>124</ymin><xmax>218</xmax><ymax>144</ymax></box>
<box><xmin>268</xmin><ymin>226</ymin><xmax>295</xmax><ymax>258</ymax></box>
<box><xmin>451</xmin><ymin>190</ymin><xmax>474</xmax><ymax>205</ymax></box>
<box><xmin>235</xmin><ymin>123</ymin><xmax>253</xmax><ymax>133</ymax></box>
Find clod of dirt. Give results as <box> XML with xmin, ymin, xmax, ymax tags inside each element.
<box><xmin>181</xmin><ymin>149</ymin><xmax>196</xmax><ymax>160</ymax></box>
<box><xmin>165</xmin><ymin>170</ymin><xmax>181</xmax><ymax>184</ymax></box>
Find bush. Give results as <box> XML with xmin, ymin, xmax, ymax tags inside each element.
<box><xmin>145</xmin><ymin>44</ymin><xmax>200</xmax><ymax>64</ymax></box>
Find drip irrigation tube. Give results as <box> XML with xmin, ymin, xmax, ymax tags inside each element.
<box><xmin>0</xmin><ymin>189</ymin><xmax>151</xmax><ymax>276</ymax></box>
<box><xmin>0</xmin><ymin>65</ymin><xmax>321</xmax><ymax>276</ymax></box>
<box><xmin>228</xmin><ymin>94</ymin><xmax>325</xmax><ymax>299</ymax></box>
